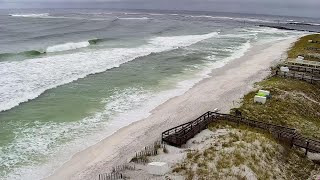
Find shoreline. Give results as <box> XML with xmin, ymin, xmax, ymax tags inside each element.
<box><xmin>46</xmin><ymin>37</ymin><xmax>299</xmax><ymax>180</ymax></box>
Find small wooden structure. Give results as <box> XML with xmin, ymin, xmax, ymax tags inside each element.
<box><xmin>162</xmin><ymin>111</ymin><xmax>320</xmax><ymax>155</ymax></box>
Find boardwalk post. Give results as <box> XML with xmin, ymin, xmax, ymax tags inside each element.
<box><xmin>305</xmin><ymin>141</ymin><xmax>309</xmax><ymax>156</ymax></box>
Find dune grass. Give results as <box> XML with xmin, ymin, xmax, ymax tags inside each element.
<box><xmin>287</xmin><ymin>34</ymin><xmax>320</xmax><ymax>61</ymax></box>
<box><xmin>173</xmin><ymin>122</ymin><xmax>319</xmax><ymax>180</ymax></box>
<box><xmin>232</xmin><ymin>77</ymin><xmax>320</xmax><ymax>139</ymax></box>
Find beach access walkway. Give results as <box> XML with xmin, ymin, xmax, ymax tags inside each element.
<box><xmin>274</xmin><ymin>59</ymin><xmax>320</xmax><ymax>84</ymax></box>
<box><xmin>162</xmin><ymin>111</ymin><xmax>320</xmax><ymax>156</ymax></box>
<box><xmin>274</xmin><ymin>70</ymin><xmax>320</xmax><ymax>84</ymax></box>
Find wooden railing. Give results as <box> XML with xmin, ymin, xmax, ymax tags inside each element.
<box><xmin>281</xmin><ymin>64</ymin><xmax>320</xmax><ymax>76</ymax></box>
<box><xmin>286</xmin><ymin>59</ymin><xmax>320</xmax><ymax>68</ymax></box>
<box><xmin>274</xmin><ymin>70</ymin><xmax>320</xmax><ymax>84</ymax></box>
<box><xmin>162</xmin><ymin>112</ymin><xmax>213</xmax><ymax>146</ymax></box>
<box><xmin>162</xmin><ymin>111</ymin><xmax>320</xmax><ymax>155</ymax></box>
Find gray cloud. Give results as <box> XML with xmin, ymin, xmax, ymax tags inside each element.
<box><xmin>1</xmin><ymin>0</ymin><xmax>320</xmax><ymax>18</ymax></box>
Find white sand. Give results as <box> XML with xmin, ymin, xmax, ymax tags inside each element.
<box><xmin>46</xmin><ymin>37</ymin><xmax>298</xmax><ymax>180</ymax></box>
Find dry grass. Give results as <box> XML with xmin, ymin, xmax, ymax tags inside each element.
<box><xmin>172</xmin><ymin>123</ymin><xmax>320</xmax><ymax>180</ymax></box>
<box><xmin>232</xmin><ymin>77</ymin><xmax>320</xmax><ymax>139</ymax></box>
<box><xmin>287</xmin><ymin>34</ymin><xmax>320</xmax><ymax>61</ymax></box>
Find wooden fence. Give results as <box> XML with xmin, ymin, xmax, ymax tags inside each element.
<box><xmin>130</xmin><ymin>141</ymin><xmax>165</xmax><ymax>164</ymax></box>
<box><xmin>98</xmin><ymin>164</ymin><xmax>135</xmax><ymax>180</ymax></box>
<box><xmin>162</xmin><ymin>111</ymin><xmax>320</xmax><ymax>155</ymax></box>
<box><xmin>98</xmin><ymin>172</ymin><xmax>123</xmax><ymax>180</ymax></box>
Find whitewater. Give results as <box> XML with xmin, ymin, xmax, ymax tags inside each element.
<box><xmin>0</xmin><ymin>32</ymin><xmax>219</xmax><ymax>112</ymax></box>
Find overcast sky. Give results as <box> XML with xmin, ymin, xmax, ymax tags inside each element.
<box><xmin>1</xmin><ymin>0</ymin><xmax>320</xmax><ymax>18</ymax></box>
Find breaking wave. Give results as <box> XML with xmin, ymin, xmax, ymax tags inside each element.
<box><xmin>46</xmin><ymin>41</ymin><xmax>89</xmax><ymax>53</ymax></box>
<box><xmin>0</xmin><ymin>39</ymin><xmax>105</xmax><ymax>61</ymax></box>
<box><xmin>0</xmin><ymin>32</ymin><xmax>219</xmax><ymax>112</ymax></box>
<box><xmin>117</xmin><ymin>17</ymin><xmax>150</xmax><ymax>20</ymax></box>
<box><xmin>9</xmin><ymin>13</ymin><xmax>50</xmax><ymax>18</ymax></box>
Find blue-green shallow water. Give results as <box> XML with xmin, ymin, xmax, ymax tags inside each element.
<box><xmin>0</xmin><ymin>9</ymin><xmax>312</xmax><ymax>179</ymax></box>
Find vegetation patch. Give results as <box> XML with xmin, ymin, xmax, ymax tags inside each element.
<box><xmin>287</xmin><ymin>34</ymin><xmax>320</xmax><ymax>61</ymax></box>
<box><xmin>232</xmin><ymin>77</ymin><xmax>320</xmax><ymax>139</ymax></box>
<box><xmin>172</xmin><ymin>123</ymin><xmax>320</xmax><ymax>179</ymax></box>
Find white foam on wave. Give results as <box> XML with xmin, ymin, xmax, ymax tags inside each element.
<box><xmin>9</xmin><ymin>13</ymin><xmax>50</xmax><ymax>18</ymax></box>
<box><xmin>0</xmin><ymin>32</ymin><xmax>219</xmax><ymax>112</ymax></box>
<box><xmin>1</xmin><ymin>87</ymin><xmax>153</xmax><ymax>180</ymax></box>
<box><xmin>117</xmin><ymin>17</ymin><xmax>150</xmax><ymax>20</ymax></box>
<box><xmin>46</xmin><ymin>41</ymin><xmax>91</xmax><ymax>53</ymax></box>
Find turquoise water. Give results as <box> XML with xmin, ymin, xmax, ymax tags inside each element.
<box><xmin>0</xmin><ymin>9</ymin><xmax>306</xmax><ymax>179</ymax></box>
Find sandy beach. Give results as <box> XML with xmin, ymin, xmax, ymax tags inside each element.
<box><xmin>46</xmin><ymin>37</ymin><xmax>299</xmax><ymax>180</ymax></box>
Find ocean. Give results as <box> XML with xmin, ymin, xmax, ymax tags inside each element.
<box><xmin>0</xmin><ymin>8</ymin><xmax>318</xmax><ymax>179</ymax></box>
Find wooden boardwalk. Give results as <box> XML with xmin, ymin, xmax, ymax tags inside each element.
<box><xmin>162</xmin><ymin>111</ymin><xmax>320</xmax><ymax>155</ymax></box>
<box><xmin>282</xmin><ymin>64</ymin><xmax>320</xmax><ymax>76</ymax></box>
<box><xmin>162</xmin><ymin>112</ymin><xmax>212</xmax><ymax>147</ymax></box>
<box><xmin>286</xmin><ymin>59</ymin><xmax>320</xmax><ymax>68</ymax></box>
<box><xmin>274</xmin><ymin>70</ymin><xmax>320</xmax><ymax>84</ymax></box>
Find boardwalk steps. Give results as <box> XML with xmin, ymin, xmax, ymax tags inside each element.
<box><xmin>162</xmin><ymin>111</ymin><xmax>320</xmax><ymax>155</ymax></box>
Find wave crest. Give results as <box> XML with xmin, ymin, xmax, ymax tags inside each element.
<box><xmin>0</xmin><ymin>39</ymin><xmax>105</xmax><ymax>61</ymax></box>
<box><xmin>117</xmin><ymin>17</ymin><xmax>150</xmax><ymax>20</ymax></box>
<box><xmin>46</xmin><ymin>41</ymin><xmax>90</xmax><ymax>53</ymax></box>
<box><xmin>0</xmin><ymin>32</ymin><xmax>219</xmax><ymax>112</ymax></box>
<box><xmin>9</xmin><ymin>13</ymin><xmax>50</xmax><ymax>18</ymax></box>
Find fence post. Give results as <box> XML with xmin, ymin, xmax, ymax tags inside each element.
<box><xmin>305</xmin><ymin>141</ymin><xmax>309</xmax><ymax>156</ymax></box>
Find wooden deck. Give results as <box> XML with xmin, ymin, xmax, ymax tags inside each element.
<box><xmin>286</xmin><ymin>59</ymin><xmax>320</xmax><ymax>68</ymax></box>
<box><xmin>274</xmin><ymin>70</ymin><xmax>320</xmax><ymax>84</ymax></box>
<box><xmin>162</xmin><ymin>111</ymin><xmax>320</xmax><ymax>155</ymax></box>
<box><xmin>283</xmin><ymin>64</ymin><xmax>320</xmax><ymax>76</ymax></box>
